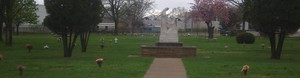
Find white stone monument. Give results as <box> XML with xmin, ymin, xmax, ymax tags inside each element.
<box><xmin>114</xmin><ymin>38</ymin><xmax>118</xmax><ymax>43</ymax></box>
<box><xmin>159</xmin><ymin>8</ymin><xmax>179</xmax><ymax>43</ymax></box>
<box><xmin>141</xmin><ymin>8</ymin><xmax>196</xmax><ymax>57</ymax></box>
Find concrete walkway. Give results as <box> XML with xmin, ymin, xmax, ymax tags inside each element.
<box><xmin>144</xmin><ymin>58</ymin><xmax>187</xmax><ymax>78</ymax></box>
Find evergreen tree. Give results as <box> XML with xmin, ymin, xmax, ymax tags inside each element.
<box><xmin>44</xmin><ymin>0</ymin><xmax>104</xmax><ymax>57</ymax></box>
<box><xmin>246</xmin><ymin>0</ymin><xmax>300</xmax><ymax>59</ymax></box>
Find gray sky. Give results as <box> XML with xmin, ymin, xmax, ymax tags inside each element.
<box><xmin>154</xmin><ymin>0</ymin><xmax>193</xmax><ymax>11</ymax></box>
<box><xmin>34</xmin><ymin>0</ymin><xmax>193</xmax><ymax>11</ymax></box>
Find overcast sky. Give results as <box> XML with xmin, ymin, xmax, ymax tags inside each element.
<box><xmin>34</xmin><ymin>0</ymin><xmax>193</xmax><ymax>11</ymax></box>
<box><xmin>154</xmin><ymin>0</ymin><xmax>193</xmax><ymax>11</ymax></box>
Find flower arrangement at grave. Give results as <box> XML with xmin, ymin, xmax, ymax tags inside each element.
<box><xmin>241</xmin><ymin>64</ymin><xmax>250</xmax><ymax>75</ymax></box>
<box><xmin>96</xmin><ymin>58</ymin><xmax>104</xmax><ymax>67</ymax></box>
<box><xmin>17</xmin><ymin>64</ymin><xmax>25</xmax><ymax>76</ymax></box>
<box><xmin>224</xmin><ymin>44</ymin><xmax>228</xmax><ymax>48</ymax></box>
<box><xmin>26</xmin><ymin>44</ymin><xmax>33</xmax><ymax>53</ymax></box>
<box><xmin>100</xmin><ymin>39</ymin><xmax>104</xmax><ymax>49</ymax></box>
<box><xmin>100</xmin><ymin>44</ymin><xmax>104</xmax><ymax>49</ymax></box>
<box><xmin>261</xmin><ymin>43</ymin><xmax>265</xmax><ymax>49</ymax></box>
<box><xmin>57</xmin><ymin>37</ymin><xmax>62</xmax><ymax>42</ymax></box>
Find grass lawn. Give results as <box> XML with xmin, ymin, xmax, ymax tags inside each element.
<box><xmin>0</xmin><ymin>33</ymin><xmax>155</xmax><ymax>78</ymax></box>
<box><xmin>181</xmin><ymin>36</ymin><xmax>300</xmax><ymax>78</ymax></box>
<box><xmin>0</xmin><ymin>33</ymin><xmax>300</xmax><ymax>78</ymax></box>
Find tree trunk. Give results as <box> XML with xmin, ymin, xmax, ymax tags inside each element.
<box><xmin>114</xmin><ymin>20</ymin><xmax>118</xmax><ymax>35</ymax></box>
<box><xmin>275</xmin><ymin>31</ymin><xmax>286</xmax><ymax>59</ymax></box>
<box><xmin>128</xmin><ymin>20</ymin><xmax>133</xmax><ymax>34</ymax></box>
<box><xmin>4</xmin><ymin>0</ymin><xmax>14</xmax><ymax>47</ymax></box>
<box><xmin>268</xmin><ymin>32</ymin><xmax>276</xmax><ymax>59</ymax></box>
<box><xmin>242</xmin><ymin>17</ymin><xmax>246</xmax><ymax>31</ymax></box>
<box><xmin>62</xmin><ymin>30</ymin><xmax>78</xmax><ymax>57</ymax></box>
<box><xmin>16</xmin><ymin>23</ymin><xmax>20</xmax><ymax>35</ymax></box>
<box><xmin>0</xmin><ymin>0</ymin><xmax>4</xmax><ymax>41</ymax></box>
<box><xmin>206</xmin><ymin>22</ymin><xmax>214</xmax><ymax>39</ymax></box>
<box><xmin>268</xmin><ymin>31</ymin><xmax>286</xmax><ymax>60</ymax></box>
<box><xmin>5</xmin><ymin>22</ymin><xmax>13</xmax><ymax>46</ymax></box>
<box><xmin>62</xmin><ymin>32</ymin><xmax>69</xmax><ymax>57</ymax></box>
<box><xmin>0</xmin><ymin>21</ymin><xmax>3</xmax><ymax>42</ymax></box>
<box><xmin>184</xmin><ymin>20</ymin><xmax>187</xmax><ymax>33</ymax></box>
<box><xmin>80</xmin><ymin>31</ymin><xmax>90</xmax><ymax>52</ymax></box>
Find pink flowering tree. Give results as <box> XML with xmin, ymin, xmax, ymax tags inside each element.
<box><xmin>191</xmin><ymin>0</ymin><xmax>229</xmax><ymax>39</ymax></box>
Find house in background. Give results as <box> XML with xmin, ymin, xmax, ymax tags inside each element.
<box><xmin>96</xmin><ymin>16</ymin><xmax>115</xmax><ymax>32</ymax></box>
<box><xmin>143</xmin><ymin>15</ymin><xmax>187</xmax><ymax>32</ymax></box>
<box><xmin>21</xmin><ymin>3</ymin><xmax>115</xmax><ymax>33</ymax></box>
<box><xmin>96</xmin><ymin>0</ymin><xmax>116</xmax><ymax>32</ymax></box>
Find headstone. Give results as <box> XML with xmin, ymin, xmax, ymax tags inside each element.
<box><xmin>114</xmin><ymin>38</ymin><xmax>118</xmax><ymax>43</ymax></box>
<box><xmin>159</xmin><ymin>8</ymin><xmax>179</xmax><ymax>43</ymax></box>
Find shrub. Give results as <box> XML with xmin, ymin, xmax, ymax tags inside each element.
<box><xmin>236</xmin><ymin>32</ymin><xmax>255</xmax><ymax>44</ymax></box>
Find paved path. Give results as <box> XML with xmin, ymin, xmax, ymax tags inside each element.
<box><xmin>144</xmin><ymin>58</ymin><xmax>187</xmax><ymax>78</ymax></box>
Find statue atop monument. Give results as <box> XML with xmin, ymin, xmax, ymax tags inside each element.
<box><xmin>141</xmin><ymin>8</ymin><xmax>196</xmax><ymax>58</ymax></box>
<box><xmin>159</xmin><ymin>7</ymin><xmax>179</xmax><ymax>43</ymax></box>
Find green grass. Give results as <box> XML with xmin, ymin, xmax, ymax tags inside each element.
<box><xmin>181</xmin><ymin>36</ymin><xmax>300</xmax><ymax>78</ymax></box>
<box><xmin>0</xmin><ymin>33</ymin><xmax>155</xmax><ymax>78</ymax></box>
<box><xmin>0</xmin><ymin>33</ymin><xmax>300</xmax><ymax>78</ymax></box>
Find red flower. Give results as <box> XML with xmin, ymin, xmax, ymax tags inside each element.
<box><xmin>26</xmin><ymin>44</ymin><xmax>33</xmax><ymax>53</ymax></box>
<box><xmin>26</xmin><ymin>44</ymin><xmax>33</xmax><ymax>49</ymax></box>
<box><xmin>96</xmin><ymin>58</ymin><xmax>104</xmax><ymax>67</ymax></box>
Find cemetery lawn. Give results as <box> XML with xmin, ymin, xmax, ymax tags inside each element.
<box><xmin>0</xmin><ymin>33</ymin><xmax>299</xmax><ymax>78</ymax></box>
<box><xmin>0</xmin><ymin>33</ymin><xmax>155</xmax><ymax>78</ymax></box>
<box><xmin>181</xmin><ymin>36</ymin><xmax>300</xmax><ymax>78</ymax></box>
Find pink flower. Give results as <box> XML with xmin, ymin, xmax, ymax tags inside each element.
<box><xmin>26</xmin><ymin>44</ymin><xmax>33</xmax><ymax>53</ymax></box>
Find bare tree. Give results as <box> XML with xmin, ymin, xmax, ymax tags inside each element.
<box><xmin>102</xmin><ymin>0</ymin><xmax>127</xmax><ymax>35</ymax></box>
<box><xmin>123</xmin><ymin>0</ymin><xmax>154</xmax><ymax>34</ymax></box>
<box><xmin>169</xmin><ymin>7</ymin><xmax>187</xmax><ymax>18</ymax></box>
<box><xmin>169</xmin><ymin>7</ymin><xmax>188</xmax><ymax>32</ymax></box>
<box><xmin>228</xmin><ymin>0</ymin><xmax>247</xmax><ymax>31</ymax></box>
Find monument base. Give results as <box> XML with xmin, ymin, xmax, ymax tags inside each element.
<box><xmin>155</xmin><ymin>42</ymin><xmax>183</xmax><ymax>47</ymax></box>
<box><xmin>141</xmin><ymin>43</ymin><xmax>196</xmax><ymax>58</ymax></box>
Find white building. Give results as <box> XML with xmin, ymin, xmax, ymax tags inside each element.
<box><xmin>36</xmin><ymin>5</ymin><xmax>47</xmax><ymax>25</ymax></box>
<box><xmin>96</xmin><ymin>0</ymin><xmax>115</xmax><ymax>32</ymax></box>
